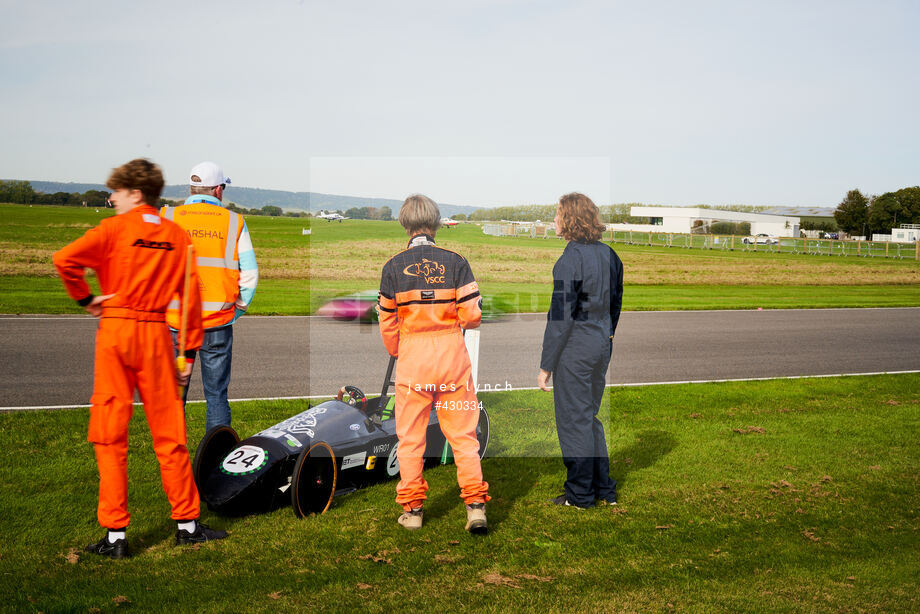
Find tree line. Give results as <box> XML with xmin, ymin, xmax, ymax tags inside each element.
<box><xmin>465</xmin><ymin>203</ymin><xmax>649</xmax><ymax>223</ymax></box>
<box><xmin>462</xmin><ymin>202</ymin><xmax>786</xmax><ymax>224</ymax></box>
<box><xmin>342</xmin><ymin>206</ymin><xmax>393</xmax><ymax>220</ymax></box>
<box><xmin>834</xmin><ymin>187</ymin><xmax>920</xmax><ymax>237</ymax></box>
<box><xmin>0</xmin><ymin>180</ymin><xmax>311</xmax><ymax>217</ymax></box>
<box><xmin>225</xmin><ymin>203</ymin><xmax>309</xmax><ymax>217</ymax></box>
<box><xmin>0</xmin><ymin>179</ymin><xmax>111</xmax><ymax>207</ymax></box>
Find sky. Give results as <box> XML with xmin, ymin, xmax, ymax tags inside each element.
<box><xmin>1</xmin><ymin>0</ymin><xmax>917</xmax><ymax>208</ymax></box>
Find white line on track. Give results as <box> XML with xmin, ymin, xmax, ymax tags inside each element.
<box><xmin>4</xmin><ymin>369</ymin><xmax>918</xmax><ymax>412</ymax></box>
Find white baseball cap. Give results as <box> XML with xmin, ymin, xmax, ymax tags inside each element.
<box><xmin>189</xmin><ymin>161</ymin><xmax>231</xmax><ymax>187</ymax></box>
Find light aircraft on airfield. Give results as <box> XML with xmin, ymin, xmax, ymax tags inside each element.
<box><xmin>316</xmin><ymin>210</ymin><xmax>347</xmax><ymax>222</ymax></box>
<box><xmin>440</xmin><ymin>217</ymin><xmax>459</xmax><ymax>227</ymax></box>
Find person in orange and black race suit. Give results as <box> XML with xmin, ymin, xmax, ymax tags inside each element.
<box><xmin>53</xmin><ymin>159</ymin><xmax>228</xmax><ymax>560</ymax></box>
<box><xmin>538</xmin><ymin>193</ymin><xmax>623</xmax><ymax>509</ymax></box>
<box><xmin>377</xmin><ymin>194</ymin><xmax>490</xmax><ymax>534</ymax></box>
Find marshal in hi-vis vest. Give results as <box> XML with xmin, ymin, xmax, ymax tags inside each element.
<box><xmin>162</xmin><ymin>202</ymin><xmax>242</xmax><ymax>329</ymax></box>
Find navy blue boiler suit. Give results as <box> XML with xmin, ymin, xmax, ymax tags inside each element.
<box><xmin>540</xmin><ymin>240</ymin><xmax>623</xmax><ymax>508</ymax></box>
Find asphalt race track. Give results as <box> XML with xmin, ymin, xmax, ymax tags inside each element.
<box><xmin>2</xmin><ymin>308</ymin><xmax>919</xmax><ymax>409</ymax></box>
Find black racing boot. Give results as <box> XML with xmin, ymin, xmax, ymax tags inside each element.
<box><xmin>175</xmin><ymin>521</ymin><xmax>228</xmax><ymax>545</ymax></box>
<box><xmin>85</xmin><ymin>534</ymin><xmax>130</xmax><ymax>559</ymax></box>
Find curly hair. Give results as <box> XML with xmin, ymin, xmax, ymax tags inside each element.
<box><xmin>556</xmin><ymin>192</ymin><xmax>606</xmax><ymax>242</ymax></box>
<box><xmin>106</xmin><ymin>158</ymin><xmax>164</xmax><ymax>206</ymax></box>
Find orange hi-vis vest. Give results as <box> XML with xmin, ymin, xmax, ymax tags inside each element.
<box><xmin>162</xmin><ymin>201</ymin><xmax>242</xmax><ymax>329</ymax></box>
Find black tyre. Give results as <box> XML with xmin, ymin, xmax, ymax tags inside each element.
<box><xmin>291</xmin><ymin>441</ymin><xmax>337</xmax><ymax>517</ymax></box>
<box><xmin>192</xmin><ymin>425</ymin><xmax>240</xmax><ymax>492</ymax></box>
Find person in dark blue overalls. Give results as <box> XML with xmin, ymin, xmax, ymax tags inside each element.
<box><xmin>538</xmin><ymin>192</ymin><xmax>623</xmax><ymax>509</ymax></box>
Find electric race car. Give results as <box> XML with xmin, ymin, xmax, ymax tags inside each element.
<box><xmin>317</xmin><ymin>290</ymin><xmax>509</xmax><ymax>323</ymax></box>
<box><xmin>192</xmin><ymin>356</ymin><xmax>490</xmax><ymax>517</ymax></box>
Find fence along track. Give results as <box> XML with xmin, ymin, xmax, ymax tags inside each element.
<box><xmin>604</xmin><ymin>231</ymin><xmax>920</xmax><ymax>260</ymax></box>
<box><xmin>481</xmin><ymin>223</ymin><xmax>919</xmax><ymax>260</ymax></box>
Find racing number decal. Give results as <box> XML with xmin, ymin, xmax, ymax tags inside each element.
<box><xmin>386</xmin><ymin>442</ymin><xmax>400</xmax><ymax>477</ymax></box>
<box><xmin>221</xmin><ymin>445</ymin><xmax>268</xmax><ymax>475</ymax></box>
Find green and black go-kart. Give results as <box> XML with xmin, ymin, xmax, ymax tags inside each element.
<box><xmin>192</xmin><ymin>356</ymin><xmax>489</xmax><ymax>517</ymax></box>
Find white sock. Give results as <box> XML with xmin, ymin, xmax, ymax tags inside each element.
<box><xmin>107</xmin><ymin>530</ymin><xmax>125</xmax><ymax>543</ymax></box>
<box><xmin>177</xmin><ymin>520</ymin><xmax>197</xmax><ymax>533</ymax></box>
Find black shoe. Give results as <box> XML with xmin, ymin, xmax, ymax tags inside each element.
<box><xmin>175</xmin><ymin>522</ymin><xmax>228</xmax><ymax>545</ymax></box>
<box><xmin>85</xmin><ymin>535</ymin><xmax>130</xmax><ymax>559</ymax></box>
<box><xmin>550</xmin><ymin>494</ymin><xmax>592</xmax><ymax>509</ymax></box>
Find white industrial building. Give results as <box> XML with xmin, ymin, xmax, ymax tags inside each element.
<box><xmin>614</xmin><ymin>206</ymin><xmax>800</xmax><ymax>237</ymax></box>
<box><xmin>872</xmin><ymin>224</ymin><xmax>920</xmax><ymax>243</ymax></box>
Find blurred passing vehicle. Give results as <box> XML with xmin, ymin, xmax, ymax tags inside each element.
<box><xmin>317</xmin><ymin>290</ymin><xmax>509</xmax><ymax>323</ymax></box>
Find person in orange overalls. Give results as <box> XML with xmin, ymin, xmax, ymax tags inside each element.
<box><xmin>53</xmin><ymin>159</ymin><xmax>227</xmax><ymax>559</ymax></box>
<box><xmin>377</xmin><ymin>194</ymin><xmax>489</xmax><ymax>534</ymax></box>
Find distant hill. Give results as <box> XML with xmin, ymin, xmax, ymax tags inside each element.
<box><xmin>24</xmin><ymin>180</ymin><xmax>482</xmax><ymax>218</ymax></box>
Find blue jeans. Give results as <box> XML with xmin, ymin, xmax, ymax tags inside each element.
<box><xmin>173</xmin><ymin>326</ymin><xmax>233</xmax><ymax>432</ymax></box>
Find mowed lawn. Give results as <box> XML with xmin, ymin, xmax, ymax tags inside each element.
<box><xmin>2</xmin><ymin>374</ymin><xmax>918</xmax><ymax>612</ymax></box>
<box><xmin>3</xmin><ymin>203</ymin><xmax>920</xmax><ymax>315</ymax></box>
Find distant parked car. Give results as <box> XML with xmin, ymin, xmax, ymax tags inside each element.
<box><xmin>742</xmin><ymin>234</ymin><xmax>778</xmax><ymax>245</ymax></box>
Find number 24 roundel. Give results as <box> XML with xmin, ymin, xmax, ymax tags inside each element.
<box><xmin>221</xmin><ymin>445</ymin><xmax>268</xmax><ymax>475</ymax></box>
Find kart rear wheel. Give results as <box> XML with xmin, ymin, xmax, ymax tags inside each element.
<box><xmin>193</xmin><ymin>425</ymin><xmax>240</xmax><ymax>492</ymax></box>
<box><xmin>477</xmin><ymin>406</ymin><xmax>490</xmax><ymax>459</ymax></box>
<box><xmin>291</xmin><ymin>441</ymin><xmax>337</xmax><ymax>517</ymax></box>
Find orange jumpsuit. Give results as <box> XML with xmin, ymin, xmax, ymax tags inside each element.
<box><xmin>378</xmin><ymin>234</ymin><xmax>490</xmax><ymax>510</ymax></box>
<box><xmin>53</xmin><ymin>205</ymin><xmax>204</xmax><ymax>529</ymax></box>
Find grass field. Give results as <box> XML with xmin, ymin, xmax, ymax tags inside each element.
<box><xmin>3</xmin><ymin>203</ymin><xmax>920</xmax><ymax>314</ymax></box>
<box><xmin>2</xmin><ymin>374</ymin><xmax>918</xmax><ymax>612</ymax></box>
<box><xmin>5</xmin><ymin>203</ymin><xmax>917</xmax><ymax>612</ymax></box>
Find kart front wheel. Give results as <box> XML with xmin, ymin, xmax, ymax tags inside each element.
<box><xmin>192</xmin><ymin>425</ymin><xmax>240</xmax><ymax>493</ymax></box>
